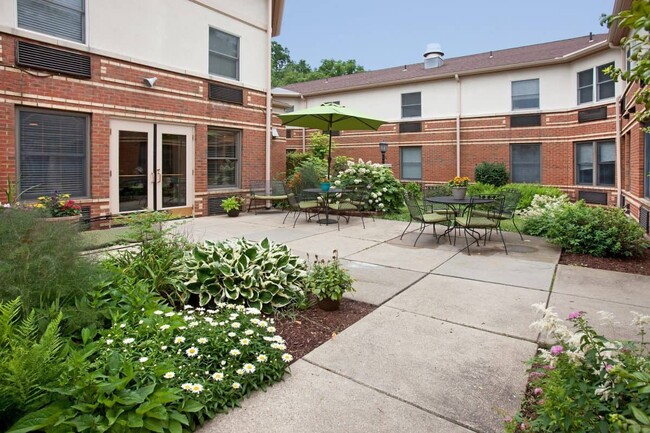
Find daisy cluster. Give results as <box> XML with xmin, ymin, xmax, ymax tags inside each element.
<box><xmin>99</xmin><ymin>303</ymin><xmax>292</xmax><ymax>407</ymax></box>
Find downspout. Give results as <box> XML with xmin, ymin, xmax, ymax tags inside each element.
<box><xmin>301</xmin><ymin>95</ymin><xmax>306</xmax><ymax>152</ymax></box>
<box><xmin>455</xmin><ymin>74</ymin><xmax>461</xmax><ymax>177</ymax></box>
<box><xmin>615</xmin><ymin>94</ymin><xmax>622</xmax><ymax>208</ymax></box>
<box><xmin>265</xmin><ymin>0</ymin><xmax>273</xmax><ymax>193</ymax></box>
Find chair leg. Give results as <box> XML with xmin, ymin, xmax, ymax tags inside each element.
<box><xmin>248</xmin><ymin>198</ymin><xmax>253</xmax><ymax>213</ymax></box>
<box><xmin>512</xmin><ymin>217</ymin><xmax>524</xmax><ymax>240</ymax></box>
<box><xmin>498</xmin><ymin>227</ymin><xmax>508</xmax><ymax>254</ymax></box>
<box><xmin>400</xmin><ymin>219</ymin><xmax>413</xmax><ymax>240</ymax></box>
<box><xmin>414</xmin><ymin>223</ymin><xmax>426</xmax><ymax>246</ymax></box>
<box><xmin>282</xmin><ymin>209</ymin><xmax>292</xmax><ymax>224</ymax></box>
<box><xmin>463</xmin><ymin>228</ymin><xmax>471</xmax><ymax>255</ymax></box>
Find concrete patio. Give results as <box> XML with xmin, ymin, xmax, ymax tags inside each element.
<box><xmin>174</xmin><ymin>211</ymin><xmax>650</xmax><ymax>433</ymax></box>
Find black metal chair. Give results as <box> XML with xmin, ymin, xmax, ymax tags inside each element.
<box><xmin>327</xmin><ymin>186</ymin><xmax>372</xmax><ymax>230</ymax></box>
<box><xmin>248</xmin><ymin>180</ymin><xmax>288</xmax><ymax>213</ymax></box>
<box><xmin>400</xmin><ymin>192</ymin><xmax>453</xmax><ymax>246</ymax></box>
<box><xmin>472</xmin><ymin>188</ymin><xmax>523</xmax><ymax>240</ymax></box>
<box><xmin>454</xmin><ymin>195</ymin><xmax>508</xmax><ymax>255</ymax></box>
<box><xmin>282</xmin><ymin>182</ymin><xmax>320</xmax><ymax>227</ymax></box>
<box><xmin>423</xmin><ymin>184</ymin><xmax>454</xmax><ymax>214</ymax></box>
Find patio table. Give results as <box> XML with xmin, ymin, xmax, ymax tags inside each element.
<box><xmin>425</xmin><ymin>196</ymin><xmax>495</xmax><ymax>239</ymax></box>
<box><xmin>303</xmin><ymin>187</ymin><xmax>345</xmax><ymax>225</ymax></box>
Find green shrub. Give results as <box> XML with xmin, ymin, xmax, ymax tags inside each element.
<box><xmin>8</xmin><ymin>304</ymin><xmax>291</xmax><ymax>433</ymax></box>
<box><xmin>308</xmin><ymin>131</ymin><xmax>334</xmax><ymax>160</ymax></box>
<box><xmin>334</xmin><ymin>160</ymin><xmax>404</xmax><ymax>212</ymax></box>
<box><xmin>0</xmin><ymin>298</ymin><xmax>68</xmax><ymax>431</ymax></box>
<box><xmin>181</xmin><ymin>238</ymin><xmax>308</xmax><ymax>313</ymax></box>
<box><xmin>467</xmin><ymin>182</ymin><xmax>499</xmax><ymax>197</ymax></box>
<box><xmin>506</xmin><ymin>307</ymin><xmax>650</xmax><ymax>433</ymax></box>
<box><xmin>521</xmin><ymin>194</ymin><xmax>570</xmax><ymax>237</ymax></box>
<box><xmin>306</xmin><ymin>252</ymin><xmax>354</xmax><ymax>302</ymax></box>
<box><xmin>285</xmin><ymin>152</ymin><xmax>311</xmax><ymax>178</ymax></box>
<box><xmin>474</xmin><ymin>162</ymin><xmax>509</xmax><ymax>187</ymax></box>
<box><xmin>332</xmin><ymin>155</ymin><xmax>351</xmax><ymax>177</ymax></box>
<box><xmin>0</xmin><ymin>209</ymin><xmax>107</xmax><ymax>330</ymax></box>
<box><xmin>504</xmin><ymin>184</ymin><xmax>564</xmax><ymax>209</ymax></box>
<box><xmin>404</xmin><ymin>182</ymin><xmax>422</xmax><ymax>200</ymax></box>
<box><xmin>545</xmin><ymin>202</ymin><xmax>648</xmax><ymax>257</ymax></box>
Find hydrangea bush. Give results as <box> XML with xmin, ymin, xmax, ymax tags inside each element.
<box><xmin>333</xmin><ymin>159</ymin><xmax>403</xmax><ymax>213</ymax></box>
<box><xmin>505</xmin><ymin>306</ymin><xmax>650</xmax><ymax>433</ymax></box>
<box><xmin>8</xmin><ymin>304</ymin><xmax>292</xmax><ymax>433</ymax></box>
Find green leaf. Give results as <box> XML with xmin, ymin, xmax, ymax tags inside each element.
<box><xmin>7</xmin><ymin>403</ymin><xmax>65</xmax><ymax>433</ymax></box>
<box><xmin>127</xmin><ymin>411</ymin><xmax>144</xmax><ymax>428</ymax></box>
<box><xmin>168</xmin><ymin>412</ymin><xmax>189</xmax><ymax>426</ymax></box>
<box><xmin>105</xmin><ymin>407</ymin><xmax>124</xmax><ymax>426</ymax></box>
<box><xmin>182</xmin><ymin>399</ymin><xmax>204</xmax><ymax>413</ymax></box>
<box><xmin>145</xmin><ymin>405</ymin><xmax>169</xmax><ymax>421</ymax></box>
<box><xmin>150</xmin><ymin>390</ymin><xmax>181</xmax><ymax>405</ymax></box>
<box><xmin>199</xmin><ymin>291</ymin><xmax>212</xmax><ymax>306</ymax></box>
<box><xmin>135</xmin><ymin>401</ymin><xmax>162</xmax><ymax>415</ymax></box>
<box><xmin>169</xmin><ymin>420</ymin><xmax>183</xmax><ymax>433</ymax></box>
<box><xmin>142</xmin><ymin>417</ymin><xmax>165</xmax><ymax>433</ymax></box>
<box><xmin>631</xmin><ymin>405</ymin><xmax>650</xmax><ymax>425</ymax></box>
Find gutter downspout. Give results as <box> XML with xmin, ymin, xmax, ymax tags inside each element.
<box><xmin>615</xmin><ymin>94</ymin><xmax>622</xmax><ymax>208</ymax></box>
<box><xmin>455</xmin><ymin>74</ymin><xmax>461</xmax><ymax>177</ymax></box>
<box><xmin>265</xmin><ymin>0</ymin><xmax>272</xmax><ymax>194</ymax></box>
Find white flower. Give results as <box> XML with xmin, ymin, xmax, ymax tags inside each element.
<box><xmin>228</xmin><ymin>332</ymin><xmax>237</xmax><ymax>337</ymax></box>
<box><xmin>250</xmin><ymin>319</ymin><xmax>260</xmax><ymax>325</ymax></box>
<box><xmin>163</xmin><ymin>372</ymin><xmax>175</xmax><ymax>379</ymax></box>
<box><xmin>271</xmin><ymin>343</ymin><xmax>286</xmax><ymax>351</ymax></box>
<box><xmin>161</xmin><ymin>345</ymin><xmax>168</xmax><ymax>351</ymax></box>
<box><xmin>123</xmin><ymin>338</ymin><xmax>135</xmax><ymax>345</ymax></box>
<box><xmin>240</xmin><ymin>338</ymin><xmax>250</xmax><ymax>346</ymax></box>
<box><xmin>258</xmin><ymin>320</ymin><xmax>268</xmax><ymax>327</ymax></box>
<box><xmin>181</xmin><ymin>383</ymin><xmax>192</xmax><ymax>390</ymax></box>
<box><xmin>244</xmin><ymin>329</ymin><xmax>254</xmax><ymax>336</ymax></box>
<box><xmin>138</xmin><ymin>320</ymin><xmax>144</xmax><ymax>325</ymax></box>
<box><xmin>163</xmin><ymin>311</ymin><xmax>174</xmax><ymax>317</ymax></box>
<box><xmin>105</xmin><ymin>339</ymin><xmax>114</xmax><ymax>345</ymax></box>
<box><xmin>273</xmin><ymin>335</ymin><xmax>285</xmax><ymax>343</ymax></box>
<box><xmin>263</xmin><ymin>336</ymin><xmax>274</xmax><ymax>342</ymax></box>
<box><xmin>188</xmin><ymin>321</ymin><xmax>199</xmax><ymax>328</ymax></box>
<box><xmin>236</xmin><ymin>369</ymin><xmax>244</xmax><ymax>375</ymax></box>
<box><xmin>186</xmin><ymin>347</ymin><xmax>199</xmax><ymax>357</ymax></box>
<box><xmin>631</xmin><ymin>311</ymin><xmax>650</xmax><ymax>326</ymax></box>
<box><xmin>183</xmin><ymin>316</ymin><xmax>193</xmax><ymax>321</ymax></box>
<box><xmin>266</xmin><ymin>326</ymin><xmax>276</xmax><ymax>333</ymax></box>
<box><xmin>160</xmin><ymin>325</ymin><xmax>170</xmax><ymax>331</ymax></box>
<box><xmin>139</xmin><ymin>357</ymin><xmax>148</xmax><ymax>363</ymax></box>
<box><xmin>232</xmin><ymin>382</ymin><xmax>241</xmax><ymax>389</ymax></box>
<box><xmin>232</xmin><ymin>322</ymin><xmax>241</xmax><ymax>329</ymax></box>
<box><xmin>212</xmin><ymin>372</ymin><xmax>224</xmax><ymax>381</ymax></box>
<box><xmin>153</xmin><ymin>310</ymin><xmax>164</xmax><ymax>315</ymax></box>
<box><xmin>197</xmin><ymin>337</ymin><xmax>208</xmax><ymax>344</ymax></box>
<box><xmin>190</xmin><ymin>383</ymin><xmax>203</xmax><ymax>394</ymax></box>
<box><xmin>257</xmin><ymin>354</ymin><xmax>268</xmax><ymax>363</ymax></box>
<box><xmin>282</xmin><ymin>353</ymin><xmax>293</xmax><ymax>363</ymax></box>
<box><xmin>120</xmin><ymin>324</ymin><xmax>126</xmax><ymax>329</ymax></box>
<box><xmin>174</xmin><ymin>336</ymin><xmax>186</xmax><ymax>344</ymax></box>
<box><xmin>183</xmin><ymin>305</ymin><xmax>193</xmax><ymax>310</ymax></box>
<box><xmin>230</xmin><ymin>349</ymin><xmax>241</xmax><ymax>356</ymax></box>
<box><xmin>243</xmin><ymin>363</ymin><xmax>256</xmax><ymax>374</ymax></box>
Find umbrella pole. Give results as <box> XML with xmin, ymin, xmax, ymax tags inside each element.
<box><xmin>327</xmin><ymin>127</ymin><xmax>332</xmax><ymax>181</ymax></box>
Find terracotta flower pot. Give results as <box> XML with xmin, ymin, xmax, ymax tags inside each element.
<box><xmin>317</xmin><ymin>298</ymin><xmax>340</xmax><ymax>311</ymax></box>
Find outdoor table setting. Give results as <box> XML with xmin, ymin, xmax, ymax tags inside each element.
<box><xmin>425</xmin><ymin>195</ymin><xmax>496</xmax><ymax>242</ymax></box>
<box><xmin>303</xmin><ymin>187</ymin><xmax>346</xmax><ymax>225</ymax></box>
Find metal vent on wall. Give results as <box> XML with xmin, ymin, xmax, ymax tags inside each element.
<box><xmin>399</xmin><ymin>122</ymin><xmax>422</xmax><ymax>133</ymax></box>
<box><xmin>322</xmin><ymin>129</ymin><xmax>340</xmax><ymax>136</ymax></box>
<box><xmin>15</xmin><ymin>41</ymin><xmax>91</xmax><ymax>78</ymax></box>
<box><xmin>207</xmin><ymin>197</ymin><xmax>227</xmax><ymax>215</ymax></box>
<box><xmin>578</xmin><ymin>190</ymin><xmax>608</xmax><ymax>205</ymax></box>
<box><xmin>578</xmin><ymin>107</ymin><xmax>608</xmax><ymax>123</ymax></box>
<box><xmin>208</xmin><ymin>83</ymin><xmax>243</xmax><ymax>105</ymax></box>
<box><xmin>511</xmin><ymin>114</ymin><xmax>541</xmax><ymax>127</ymax></box>
<box><xmin>640</xmin><ymin>207</ymin><xmax>649</xmax><ymax>234</ymax></box>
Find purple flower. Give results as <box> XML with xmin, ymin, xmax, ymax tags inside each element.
<box><xmin>533</xmin><ymin>387</ymin><xmax>544</xmax><ymax>395</ymax></box>
<box><xmin>568</xmin><ymin>311</ymin><xmax>584</xmax><ymax>320</ymax></box>
<box><xmin>550</xmin><ymin>345</ymin><xmax>564</xmax><ymax>356</ymax></box>
<box><xmin>605</xmin><ymin>364</ymin><xmax>614</xmax><ymax>372</ymax></box>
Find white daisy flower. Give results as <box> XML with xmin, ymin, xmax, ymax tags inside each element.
<box><xmin>228</xmin><ymin>332</ymin><xmax>237</xmax><ymax>337</ymax></box>
<box><xmin>236</xmin><ymin>369</ymin><xmax>244</xmax><ymax>375</ymax></box>
<box><xmin>174</xmin><ymin>336</ymin><xmax>186</xmax><ymax>344</ymax></box>
<box><xmin>181</xmin><ymin>383</ymin><xmax>192</xmax><ymax>390</ymax></box>
<box><xmin>282</xmin><ymin>353</ymin><xmax>293</xmax><ymax>363</ymax></box>
<box><xmin>160</xmin><ymin>325</ymin><xmax>170</xmax><ymax>331</ymax></box>
<box><xmin>243</xmin><ymin>363</ymin><xmax>256</xmax><ymax>374</ymax></box>
<box><xmin>239</xmin><ymin>338</ymin><xmax>250</xmax><ymax>346</ymax></box>
<box><xmin>197</xmin><ymin>338</ymin><xmax>208</xmax><ymax>344</ymax></box>
<box><xmin>186</xmin><ymin>347</ymin><xmax>199</xmax><ymax>357</ymax></box>
<box><xmin>164</xmin><ymin>312</ymin><xmax>175</xmax><ymax>317</ymax></box>
<box><xmin>123</xmin><ymin>338</ymin><xmax>135</xmax><ymax>345</ymax></box>
<box><xmin>139</xmin><ymin>357</ymin><xmax>148</xmax><ymax>363</ymax></box>
<box><xmin>229</xmin><ymin>349</ymin><xmax>241</xmax><ymax>356</ymax></box>
<box><xmin>153</xmin><ymin>310</ymin><xmax>164</xmax><ymax>315</ymax></box>
<box><xmin>244</xmin><ymin>329</ymin><xmax>254</xmax><ymax>336</ymax></box>
<box><xmin>164</xmin><ymin>372</ymin><xmax>175</xmax><ymax>379</ymax></box>
<box><xmin>257</xmin><ymin>354</ymin><xmax>268</xmax><ymax>362</ymax></box>
<box><xmin>161</xmin><ymin>345</ymin><xmax>168</xmax><ymax>351</ymax></box>
<box><xmin>212</xmin><ymin>372</ymin><xmax>224</xmax><ymax>381</ymax></box>
<box><xmin>231</xmin><ymin>322</ymin><xmax>241</xmax><ymax>329</ymax></box>
<box><xmin>190</xmin><ymin>383</ymin><xmax>203</xmax><ymax>394</ymax></box>
<box><xmin>266</xmin><ymin>326</ymin><xmax>276</xmax><ymax>333</ymax></box>
<box><xmin>232</xmin><ymin>382</ymin><xmax>241</xmax><ymax>389</ymax></box>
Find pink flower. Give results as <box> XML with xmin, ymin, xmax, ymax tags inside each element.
<box><xmin>550</xmin><ymin>345</ymin><xmax>564</xmax><ymax>355</ymax></box>
<box><xmin>605</xmin><ymin>364</ymin><xmax>614</xmax><ymax>372</ymax></box>
<box><xmin>568</xmin><ymin>311</ymin><xmax>584</xmax><ymax>320</ymax></box>
<box><xmin>533</xmin><ymin>387</ymin><xmax>543</xmax><ymax>395</ymax></box>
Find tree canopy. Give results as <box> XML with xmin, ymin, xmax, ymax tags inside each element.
<box><xmin>272</xmin><ymin>41</ymin><xmax>365</xmax><ymax>87</ymax></box>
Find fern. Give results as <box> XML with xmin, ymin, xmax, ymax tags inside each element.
<box><xmin>0</xmin><ymin>298</ymin><xmax>68</xmax><ymax>430</ymax></box>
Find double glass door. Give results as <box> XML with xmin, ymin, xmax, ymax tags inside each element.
<box><xmin>110</xmin><ymin>121</ymin><xmax>193</xmax><ymax>213</ymax></box>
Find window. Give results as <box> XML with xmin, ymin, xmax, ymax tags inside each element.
<box><xmin>512</xmin><ymin>79</ymin><xmax>539</xmax><ymax>110</ymax></box>
<box><xmin>401</xmin><ymin>92</ymin><xmax>421</xmax><ymax>118</ymax></box>
<box><xmin>18</xmin><ymin>109</ymin><xmax>88</xmax><ymax>199</ymax></box>
<box><xmin>400</xmin><ymin>147</ymin><xmax>422</xmax><ymax>180</ymax></box>
<box><xmin>575</xmin><ymin>140</ymin><xmax>615</xmax><ymax>186</ymax></box>
<box><xmin>17</xmin><ymin>0</ymin><xmax>85</xmax><ymax>43</ymax></box>
<box><xmin>577</xmin><ymin>63</ymin><xmax>615</xmax><ymax>104</ymax></box>
<box><xmin>207</xmin><ymin>128</ymin><xmax>240</xmax><ymax>189</ymax></box>
<box><xmin>510</xmin><ymin>144</ymin><xmax>541</xmax><ymax>183</ymax></box>
<box><xmin>209</xmin><ymin>28</ymin><xmax>239</xmax><ymax>80</ymax></box>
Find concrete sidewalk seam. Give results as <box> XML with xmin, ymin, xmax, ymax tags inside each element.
<box><xmin>301</xmin><ymin>358</ymin><xmax>486</xmax><ymax>433</ymax></box>
<box><xmin>428</xmin><ymin>271</ymin><xmax>552</xmax><ymax>293</ymax></box>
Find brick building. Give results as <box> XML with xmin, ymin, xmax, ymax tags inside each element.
<box><xmin>0</xmin><ymin>0</ymin><xmax>285</xmax><ymax>220</ymax></box>
<box><xmin>275</xmin><ymin>9</ymin><xmax>649</xmax><ymax>234</ymax></box>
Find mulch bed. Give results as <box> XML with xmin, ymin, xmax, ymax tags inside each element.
<box><xmin>559</xmin><ymin>247</ymin><xmax>650</xmax><ymax>276</ymax></box>
<box><xmin>273</xmin><ymin>298</ymin><xmax>376</xmax><ymax>362</ymax></box>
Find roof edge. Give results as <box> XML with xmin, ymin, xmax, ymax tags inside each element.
<box><xmin>607</xmin><ymin>0</ymin><xmax>633</xmax><ymax>45</ymax></box>
<box><xmin>271</xmin><ymin>0</ymin><xmax>284</xmax><ymax>37</ymax></box>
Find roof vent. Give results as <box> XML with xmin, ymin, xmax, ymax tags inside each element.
<box><xmin>424</xmin><ymin>43</ymin><xmax>444</xmax><ymax>69</ymax></box>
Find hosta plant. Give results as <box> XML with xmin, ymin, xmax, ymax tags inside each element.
<box><xmin>181</xmin><ymin>238</ymin><xmax>307</xmax><ymax>313</ymax></box>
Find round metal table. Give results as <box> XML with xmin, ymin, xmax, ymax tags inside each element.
<box><xmin>303</xmin><ymin>187</ymin><xmax>345</xmax><ymax>225</ymax></box>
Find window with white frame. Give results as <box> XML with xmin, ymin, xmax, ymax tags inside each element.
<box><xmin>17</xmin><ymin>0</ymin><xmax>85</xmax><ymax>43</ymax></box>
<box><xmin>510</xmin><ymin>144</ymin><xmax>541</xmax><ymax>183</ymax></box>
<box><xmin>18</xmin><ymin>108</ymin><xmax>88</xmax><ymax>199</ymax></box>
<box><xmin>577</xmin><ymin>62</ymin><xmax>615</xmax><ymax>104</ymax></box>
<box><xmin>209</xmin><ymin>28</ymin><xmax>239</xmax><ymax>80</ymax></box>
<box><xmin>207</xmin><ymin>127</ymin><xmax>240</xmax><ymax>189</ymax></box>
<box><xmin>575</xmin><ymin>140</ymin><xmax>615</xmax><ymax>186</ymax></box>
<box><xmin>401</xmin><ymin>92</ymin><xmax>421</xmax><ymax>118</ymax></box>
<box><xmin>400</xmin><ymin>147</ymin><xmax>422</xmax><ymax>180</ymax></box>
<box><xmin>511</xmin><ymin>79</ymin><xmax>539</xmax><ymax>110</ymax></box>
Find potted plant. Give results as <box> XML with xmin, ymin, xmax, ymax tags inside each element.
<box><xmin>320</xmin><ymin>177</ymin><xmax>331</xmax><ymax>192</ymax></box>
<box><xmin>448</xmin><ymin>176</ymin><xmax>471</xmax><ymax>200</ymax></box>
<box><xmin>221</xmin><ymin>195</ymin><xmax>244</xmax><ymax>217</ymax></box>
<box><xmin>306</xmin><ymin>251</ymin><xmax>355</xmax><ymax>311</ymax></box>
<box><xmin>33</xmin><ymin>192</ymin><xmax>82</xmax><ymax>222</ymax></box>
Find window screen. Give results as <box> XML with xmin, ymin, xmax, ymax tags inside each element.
<box><xmin>207</xmin><ymin>128</ymin><xmax>240</xmax><ymax>188</ymax></box>
<box><xmin>17</xmin><ymin>0</ymin><xmax>85</xmax><ymax>43</ymax></box>
<box><xmin>512</xmin><ymin>79</ymin><xmax>539</xmax><ymax>110</ymax></box>
<box><xmin>597</xmin><ymin>63</ymin><xmax>615</xmax><ymax>100</ymax></box>
<box><xmin>19</xmin><ymin>109</ymin><xmax>88</xmax><ymax>198</ymax></box>
<box><xmin>401</xmin><ymin>92</ymin><xmax>421</xmax><ymax>118</ymax></box>
<box><xmin>209</xmin><ymin>28</ymin><xmax>239</xmax><ymax>80</ymax></box>
<box><xmin>511</xmin><ymin>144</ymin><xmax>541</xmax><ymax>183</ymax></box>
<box><xmin>577</xmin><ymin>69</ymin><xmax>593</xmax><ymax>104</ymax></box>
<box><xmin>400</xmin><ymin>147</ymin><xmax>422</xmax><ymax>180</ymax></box>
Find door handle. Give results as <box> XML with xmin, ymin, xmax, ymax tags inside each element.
<box><xmin>156</xmin><ymin>169</ymin><xmax>162</xmax><ymax>184</ymax></box>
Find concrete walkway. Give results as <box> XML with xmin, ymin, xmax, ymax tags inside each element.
<box><xmin>174</xmin><ymin>212</ymin><xmax>650</xmax><ymax>433</ymax></box>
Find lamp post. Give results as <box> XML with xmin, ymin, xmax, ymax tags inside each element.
<box><xmin>379</xmin><ymin>142</ymin><xmax>388</xmax><ymax>164</ymax></box>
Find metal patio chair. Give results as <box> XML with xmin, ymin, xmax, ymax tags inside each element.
<box><xmin>400</xmin><ymin>192</ymin><xmax>453</xmax><ymax>246</ymax></box>
<box><xmin>454</xmin><ymin>195</ymin><xmax>508</xmax><ymax>255</ymax></box>
<box><xmin>248</xmin><ymin>180</ymin><xmax>288</xmax><ymax>213</ymax></box>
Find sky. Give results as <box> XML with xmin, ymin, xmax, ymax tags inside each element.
<box><xmin>274</xmin><ymin>0</ymin><xmax>616</xmax><ymax>71</ymax></box>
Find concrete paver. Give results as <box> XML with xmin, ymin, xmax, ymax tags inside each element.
<box><xmin>199</xmin><ymin>361</ymin><xmax>473</xmax><ymax>433</ymax></box>
<box><xmin>347</xmin><ymin>242</ymin><xmax>458</xmax><ymax>273</ymax></box>
<box><xmin>386</xmin><ymin>274</ymin><xmax>548</xmax><ymax>340</ymax></box>
<box><xmin>285</xmin><ymin>232</ymin><xmax>377</xmax><ymax>259</ymax></box>
<box><xmin>305</xmin><ymin>307</ymin><xmax>537</xmax><ymax>433</ymax></box>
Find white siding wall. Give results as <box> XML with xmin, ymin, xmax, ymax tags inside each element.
<box><xmin>276</xmin><ymin>47</ymin><xmax>622</xmax><ymax>120</ymax></box>
<box><xmin>0</xmin><ymin>0</ymin><xmax>270</xmax><ymax>89</ymax></box>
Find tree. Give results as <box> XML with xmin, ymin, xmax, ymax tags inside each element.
<box><xmin>316</xmin><ymin>59</ymin><xmax>364</xmax><ymax>77</ymax></box>
<box><xmin>603</xmin><ymin>0</ymin><xmax>650</xmax><ymax>126</ymax></box>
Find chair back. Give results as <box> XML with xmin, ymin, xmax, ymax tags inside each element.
<box><xmin>500</xmin><ymin>188</ymin><xmax>521</xmax><ymax>217</ymax></box>
<box><xmin>466</xmin><ymin>194</ymin><xmax>504</xmax><ymax>224</ymax></box>
<box><xmin>423</xmin><ymin>184</ymin><xmax>452</xmax><ymax>211</ymax></box>
<box><xmin>403</xmin><ymin>192</ymin><xmax>424</xmax><ymax>221</ymax></box>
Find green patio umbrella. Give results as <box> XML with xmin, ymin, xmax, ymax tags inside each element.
<box><xmin>278</xmin><ymin>102</ymin><xmax>387</xmax><ymax>180</ymax></box>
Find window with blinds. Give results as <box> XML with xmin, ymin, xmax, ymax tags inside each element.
<box><xmin>17</xmin><ymin>0</ymin><xmax>86</xmax><ymax>43</ymax></box>
<box><xmin>207</xmin><ymin>127</ymin><xmax>241</xmax><ymax>189</ymax></box>
<box><xmin>18</xmin><ymin>109</ymin><xmax>89</xmax><ymax>199</ymax></box>
<box><xmin>209</xmin><ymin>28</ymin><xmax>239</xmax><ymax>80</ymax></box>
<box><xmin>400</xmin><ymin>147</ymin><xmax>422</xmax><ymax>180</ymax></box>
<box><xmin>510</xmin><ymin>144</ymin><xmax>541</xmax><ymax>183</ymax></box>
